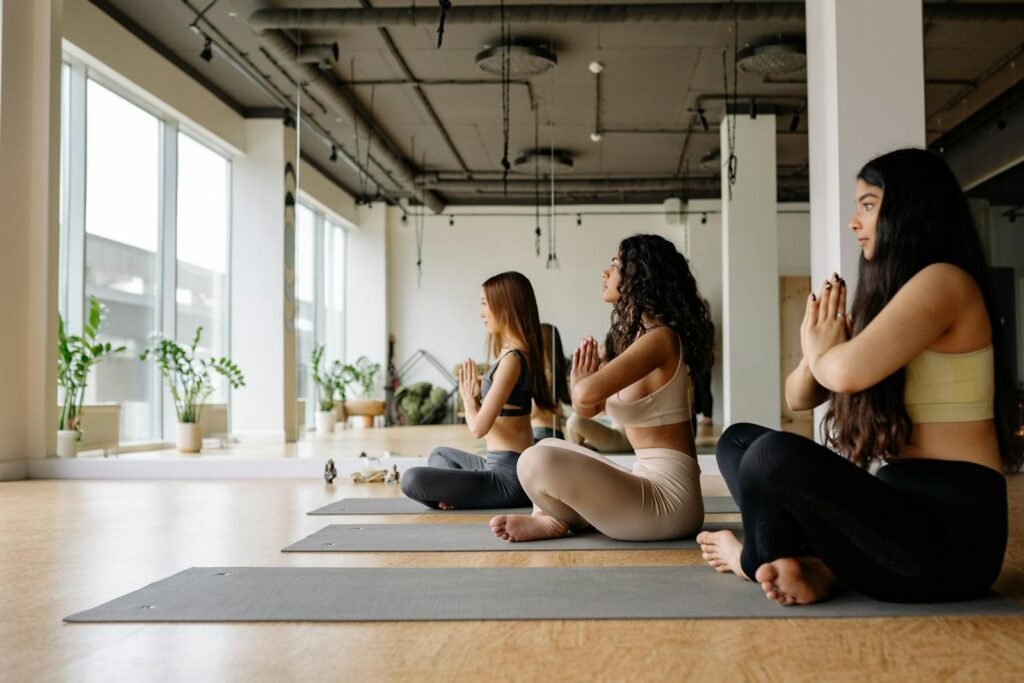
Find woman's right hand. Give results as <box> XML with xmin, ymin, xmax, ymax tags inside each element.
<box><xmin>571</xmin><ymin>336</ymin><xmax>601</xmax><ymax>389</ymax></box>
<box><xmin>458</xmin><ymin>358</ymin><xmax>480</xmax><ymax>407</ymax></box>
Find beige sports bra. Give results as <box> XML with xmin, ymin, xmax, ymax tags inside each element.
<box><xmin>904</xmin><ymin>345</ymin><xmax>994</xmax><ymax>423</ymax></box>
<box><xmin>605</xmin><ymin>336</ymin><xmax>691</xmax><ymax>428</ymax></box>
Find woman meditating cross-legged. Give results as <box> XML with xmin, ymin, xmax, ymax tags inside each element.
<box><xmin>490</xmin><ymin>234</ymin><xmax>715</xmax><ymax>542</ymax></box>
<box><xmin>530</xmin><ymin>323</ymin><xmax>571</xmax><ymax>442</ymax></box>
<box><xmin>698</xmin><ymin>148</ymin><xmax>1021</xmax><ymax>606</ymax></box>
<box><xmin>564</xmin><ymin>332</ymin><xmax>633</xmax><ymax>453</ymax></box>
<box><xmin>400</xmin><ymin>271</ymin><xmax>555</xmax><ymax>510</ymax></box>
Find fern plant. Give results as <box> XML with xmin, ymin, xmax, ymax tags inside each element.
<box><xmin>140</xmin><ymin>327</ymin><xmax>245</xmax><ymax>424</ymax></box>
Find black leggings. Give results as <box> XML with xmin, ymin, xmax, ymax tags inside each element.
<box><xmin>533</xmin><ymin>427</ymin><xmax>565</xmax><ymax>443</ymax></box>
<box><xmin>400</xmin><ymin>447</ymin><xmax>531</xmax><ymax>509</ymax></box>
<box><xmin>717</xmin><ymin>423</ymin><xmax>1007</xmax><ymax>602</ymax></box>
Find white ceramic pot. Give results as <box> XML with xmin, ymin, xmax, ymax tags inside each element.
<box><xmin>177</xmin><ymin>422</ymin><xmax>202</xmax><ymax>454</ymax></box>
<box><xmin>56</xmin><ymin>430</ymin><xmax>79</xmax><ymax>458</ymax></box>
<box><xmin>315</xmin><ymin>410</ymin><xmax>336</xmax><ymax>435</ymax></box>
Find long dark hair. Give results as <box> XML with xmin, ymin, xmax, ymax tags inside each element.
<box><xmin>541</xmin><ymin>323</ymin><xmax>571</xmax><ymax>405</ymax></box>
<box><xmin>824</xmin><ymin>148</ymin><xmax>1022</xmax><ymax>471</ymax></box>
<box><xmin>482</xmin><ymin>271</ymin><xmax>555</xmax><ymax>412</ymax></box>
<box><xmin>609</xmin><ymin>234</ymin><xmax>714</xmax><ymax>378</ymax></box>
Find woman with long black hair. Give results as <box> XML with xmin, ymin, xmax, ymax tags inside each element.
<box><xmin>531</xmin><ymin>323</ymin><xmax>571</xmax><ymax>442</ymax></box>
<box><xmin>698</xmin><ymin>148</ymin><xmax>1021</xmax><ymax>605</ymax></box>
<box><xmin>490</xmin><ymin>234</ymin><xmax>714</xmax><ymax>542</ymax></box>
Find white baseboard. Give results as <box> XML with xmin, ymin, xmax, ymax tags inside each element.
<box><xmin>231</xmin><ymin>430</ymin><xmax>288</xmax><ymax>444</ymax></box>
<box><xmin>0</xmin><ymin>459</ymin><xmax>29</xmax><ymax>481</ymax></box>
<box><xmin>26</xmin><ymin>453</ymin><xmax>720</xmax><ymax>480</ymax></box>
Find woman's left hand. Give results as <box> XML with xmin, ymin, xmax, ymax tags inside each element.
<box><xmin>458</xmin><ymin>358</ymin><xmax>481</xmax><ymax>406</ymax></box>
<box><xmin>802</xmin><ymin>274</ymin><xmax>850</xmax><ymax>366</ymax></box>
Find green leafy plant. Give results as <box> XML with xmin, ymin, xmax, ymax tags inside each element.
<box><xmin>140</xmin><ymin>327</ymin><xmax>245</xmax><ymax>424</ymax></box>
<box><xmin>345</xmin><ymin>356</ymin><xmax>382</xmax><ymax>399</ymax></box>
<box><xmin>57</xmin><ymin>296</ymin><xmax>126</xmax><ymax>436</ymax></box>
<box><xmin>311</xmin><ymin>343</ymin><xmax>349</xmax><ymax>411</ymax></box>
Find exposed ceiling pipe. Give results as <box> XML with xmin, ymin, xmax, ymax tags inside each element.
<box><xmin>255</xmin><ymin>29</ymin><xmax>446</xmax><ymax>213</ymax></box>
<box><xmin>417</xmin><ymin>176</ymin><xmax>808</xmax><ymax>193</ymax></box>
<box><xmin>250</xmin><ymin>3</ymin><xmax>1024</xmax><ymax>30</ymax></box>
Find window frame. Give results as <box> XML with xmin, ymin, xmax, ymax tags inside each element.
<box><xmin>60</xmin><ymin>52</ymin><xmax>235</xmax><ymax>448</ymax></box>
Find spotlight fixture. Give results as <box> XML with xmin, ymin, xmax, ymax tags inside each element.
<box><xmin>698</xmin><ymin>108</ymin><xmax>710</xmax><ymax>133</ymax></box>
<box><xmin>400</xmin><ymin>213</ymin><xmax>408</xmax><ymax>224</ymax></box>
<box><xmin>750</xmin><ymin>99</ymin><xmax>758</xmax><ymax>120</ymax></box>
<box><xmin>330</xmin><ymin>145</ymin><xmax>338</xmax><ymax>162</ymax></box>
<box><xmin>576</xmin><ymin>214</ymin><xmax>582</xmax><ymax>226</ymax></box>
<box><xmin>1010</xmin><ymin>213</ymin><xmax>1017</xmax><ymax>224</ymax></box>
<box><xmin>789</xmin><ymin>112</ymin><xmax>801</xmax><ymax>132</ymax></box>
<box><xmin>282</xmin><ymin>110</ymin><xmax>295</xmax><ymax>128</ymax></box>
<box><xmin>590</xmin><ymin>132</ymin><xmax>602</xmax><ymax>143</ymax></box>
<box><xmin>449</xmin><ymin>216</ymin><xmax>455</xmax><ymax>227</ymax></box>
<box><xmin>200</xmin><ymin>38</ymin><xmax>213</xmax><ymax>63</ymax></box>
<box><xmin>701</xmin><ymin>212</ymin><xmax>707</xmax><ymax>225</ymax></box>
<box><xmin>997</xmin><ymin>118</ymin><xmax>1008</xmax><ymax>131</ymax></box>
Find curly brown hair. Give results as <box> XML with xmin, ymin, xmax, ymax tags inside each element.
<box><xmin>609</xmin><ymin>234</ymin><xmax>714</xmax><ymax>378</ymax></box>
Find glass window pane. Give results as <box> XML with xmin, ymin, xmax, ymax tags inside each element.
<box><xmin>58</xmin><ymin>63</ymin><xmax>71</xmax><ymax>321</ymax></box>
<box><xmin>84</xmin><ymin>79</ymin><xmax>161</xmax><ymax>444</ymax></box>
<box><xmin>176</xmin><ymin>132</ymin><xmax>230</xmax><ymax>403</ymax></box>
<box><xmin>296</xmin><ymin>204</ymin><xmax>316</xmax><ymax>424</ymax></box>
<box><xmin>323</xmin><ymin>220</ymin><xmax>346</xmax><ymax>363</ymax></box>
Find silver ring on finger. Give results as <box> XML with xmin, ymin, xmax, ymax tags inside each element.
<box><xmin>836</xmin><ymin>313</ymin><xmax>843</xmax><ymax>320</ymax></box>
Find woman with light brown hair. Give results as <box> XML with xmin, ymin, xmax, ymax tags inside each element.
<box><xmin>401</xmin><ymin>271</ymin><xmax>555</xmax><ymax>509</ymax></box>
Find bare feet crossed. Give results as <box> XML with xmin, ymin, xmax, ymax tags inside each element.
<box><xmin>490</xmin><ymin>512</ymin><xmax>570</xmax><ymax>542</ymax></box>
<box><xmin>438</xmin><ymin>501</ymin><xmax>455</xmax><ymax>510</ymax></box>
<box><xmin>696</xmin><ymin>529</ymin><xmax>748</xmax><ymax>580</ymax></box>
<box><xmin>755</xmin><ymin>557</ymin><xmax>837</xmax><ymax>606</ymax></box>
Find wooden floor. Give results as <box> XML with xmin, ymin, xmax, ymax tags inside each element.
<box><xmin>3</xmin><ymin>433</ymin><xmax>1023</xmax><ymax>681</ymax></box>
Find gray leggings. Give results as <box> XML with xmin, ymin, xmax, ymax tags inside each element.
<box><xmin>400</xmin><ymin>448</ymin><xmax>531</xmax><ymax>509</ymax></box>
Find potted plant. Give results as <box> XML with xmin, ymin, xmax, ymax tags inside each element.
<box><xmin>56</xmin><ymin>296</ymin><xmax>125</xmax><ymax>457</ymax></box>
<box><xmin>311</xmin><ymin>344</ymin><xmax>349</xmax><ymax>435</ymax></box>
<box><xmin>140</xmin><ymin>327</ymin><xmax>245</xmax><ymax>453</ymax></box>
<box><xmin>343</xmin><ymin>356</ymin><xmax>386</xmax><ymax>428</ymax></box>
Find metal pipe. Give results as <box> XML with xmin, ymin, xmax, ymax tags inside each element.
<box><xmin>251</xmin><ymin>3</ymin><xmax>1024</xmax><ymax>30</ymax></box>
<box><xmin>296</xmin><ymin>43</ymin><xmax>339</xmax><ymax>64</ymax></box>
<box><xmin>256</xmin><ymin>29</ymin><xmax>446</xmax><ymax>213</ymax></box>
<box><xmin>418</xmin><ymin>175</ymin><xmax>808</xmax><ymax>193</ymax></box>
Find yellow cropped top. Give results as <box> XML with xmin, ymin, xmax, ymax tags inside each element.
<box><xmin>903</xmin><ymin>345</ymin><xmax>994</xmax><ymax>423</ymax></box>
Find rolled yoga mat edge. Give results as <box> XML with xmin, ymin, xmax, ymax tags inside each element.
<box><xmin>65</xmin><ymin>566</ymin><xmax>1024</xmax><ymax>623</ymax></box>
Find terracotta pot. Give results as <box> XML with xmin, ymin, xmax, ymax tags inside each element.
<box><xmin>177</xmin><ymin>422</ymin><xmax>202</xmax><ymax>454</ymax></box>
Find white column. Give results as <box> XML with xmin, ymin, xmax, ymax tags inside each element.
<box><xmin>230</xmin><ymin>118</ymin><xmax>298</xmax><ymax>442</ymax></box>
<box><xmin>721</xmin><ymin>112</ymin><xmax>781</xmax><ymax>429</ymax></box>
<box><xmin>0</xmin><ymin>0</ymin><xmax>63</xmax><ymax>479</ymax></box>
<box><xmin>806</xmin><ymin>0</ymin><xmax>926</xmax><ymax>292</ymax></box>
<box><xmin>347</xmin><ymin>203</ymin><xmax>390</xmax><ymax>372</ymax></box>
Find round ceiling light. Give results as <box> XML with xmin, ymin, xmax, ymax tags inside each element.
<box><xmin>513</xmin><ymin>149</ymin><xmax>574</xmax><ymax>173</ymax></box>
<box><xmin>736</xmin><ymin>37</ymin><xmax>806</xmax><ymax>76</ymax></box>
<box><xmin>476</xmin><ymin>42</ymin><xmax>558</xmax><ymax>78</ymax></box>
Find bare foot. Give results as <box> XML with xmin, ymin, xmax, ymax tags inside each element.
<box><xmin>697</xmin><ymin>529</ymin><xmax>748</xmax><ymax>579</ymax></box>
<box><xmin>490</xmin><ymin>512</ymin><xmax>570</xmax><ymax>542</ymax></box>
<box><xmin>438</xmin><ymin>501</ymin><xmax>455</xmax><ymax>510</ymax></box>
<box><xmin>754</xmin><ymin>557</ymin><xmax>837</xmax><ymax>606</ymax></box>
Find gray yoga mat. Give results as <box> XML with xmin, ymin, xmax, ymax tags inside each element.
<box><xmin>65</xmin><ymin>566</ymin><xmax>1024</xmax><ymax>623</ymax></box>
<box><xmin>308</xmin><ymin>495</ymin><xmax>740</xmax><ymax>516</ymax></box>
<box><xmin>282</xmin><ymin>522</ymin><xmax>743</xmax><ymax>553</ymax></box>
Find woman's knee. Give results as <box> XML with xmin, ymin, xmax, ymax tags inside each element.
<box><xmin>426</xmin><ymin>448</ymin><xmax>450</xmax><ymax>468</ymax></box>
<box><xmin>736</xmin><ymin>431</ymin><xmax>809</xmax><ymax>488</ymax></box>
<box><xmin>517</xmin><ymin>444</ymin><xmax>569</xmax><ymax>487</ymax></box>
<box><xmin>399</xmin><ymin>467</ymin><xmax>428</xmax><ymax>498</ymax></box>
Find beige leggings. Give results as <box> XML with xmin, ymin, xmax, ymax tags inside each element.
<box><xmin>565</xmin><ymin>414</ymin><xmax>632</xmax><ymax>453</ymax></box>
<box><xmin>517</xmin><ymin>438</ymin><xmax>704</xmax><ymax>541</ymax></box>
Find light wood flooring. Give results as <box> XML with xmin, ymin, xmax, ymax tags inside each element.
<box><xmin>2</xmin><ymin>431</ymin><xmax>1023</xmax><ymax>681</ymax></box>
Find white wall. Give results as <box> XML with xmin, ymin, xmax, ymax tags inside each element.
<box><xmin>386</xmin><ymin>202</ymin><xmax>809</xmax><ymax>425</ymax></box>
<box><xmin>299</xmin><ymin>162</ymin><xmax>358</xmax><ymax>226</ymax></box>
<box><xmin>0</xmin><ymin>0</ymin><xmax>62</xmax><ymax>477</ymax></box>
<box><xmin>346</xmin><ymin>203</ymin><xmax>390</xmax><ymax>386</ymax></box>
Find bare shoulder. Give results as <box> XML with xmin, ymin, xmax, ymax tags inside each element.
<box><xmin>494</xmin><ymin>349</ymin><xmax>523</xmax><ymax>375</ymax></box>
<box><xmin>632</xmin><ymin>325</ymin><xmax>678</xmax><ymax>354</ymax></box>
<box><xmin>902</xmin><ymin>263</ymin><xmax>979</xmax><ymax>300</ymax></box>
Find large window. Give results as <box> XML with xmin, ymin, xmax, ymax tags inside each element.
<box><xmin>84</xmin><ymin>78</ymin><xmax>162</xmax><ymax>443</ymax></box>
<box><xmin>59</xmin><ymin>57</ymin><xmax>233</xmax><ymax>446</ymax></box>
<box><xmin>294</xmin><ymin>201</ymin><xmax>350</xmax><ymax>427</ymax></box>
<box><xmin>176</xmin><ymin>132</ymin><xmax>231</xmax><ymax>402</ymax></box>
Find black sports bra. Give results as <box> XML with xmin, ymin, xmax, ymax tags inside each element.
<box><xmin>480</xmin><ymin>349</ymin><xmax>532</xmax><ymax>417</ymax></box>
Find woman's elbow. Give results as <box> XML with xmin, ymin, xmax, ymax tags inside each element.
<box><xmin>571</xmin><ymin>383</ymin><xmax>602</xmax><ymax>409</ymax></box>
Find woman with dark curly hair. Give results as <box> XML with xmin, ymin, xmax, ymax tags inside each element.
<box><xmin>490</xmin><ymin>234</ymin><xmax>714</xmax><ymax>542</ymax></box>
<box><xmin>698</xmin><ymin>148</ymin><xmax>1020</xmax><ymax>605</ymax></box>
